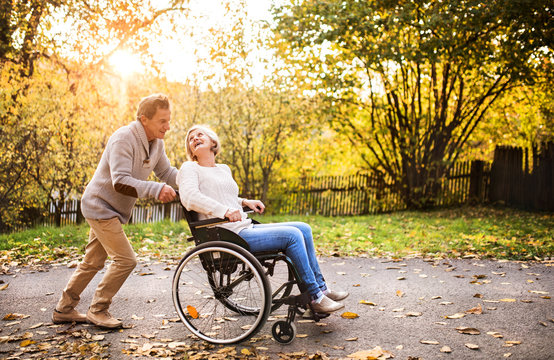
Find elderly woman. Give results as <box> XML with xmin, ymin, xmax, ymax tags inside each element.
<box><xmin>177</xmin><ymin>125</ymin><xmax>348</xmax><ymax>314</ymax></box>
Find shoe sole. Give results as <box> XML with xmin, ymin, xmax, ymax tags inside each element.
<box><xmin>52</xmin><ymin>315</ymin><xmax>88</xmax><ymax>324</ymax></box>
<box><xmin>86</xmin><ymin>317</ymin><xmax>122</xmax><ymax>329</ymax></box>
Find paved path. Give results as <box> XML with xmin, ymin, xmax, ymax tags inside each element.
<box><xmin>1</xmin><ymin>257</ymin><xmax>552</xmax><ymax>359</ymax></box>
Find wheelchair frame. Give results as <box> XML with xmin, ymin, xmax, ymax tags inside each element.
<box><xmin>171</xmin><ymin>201</ymin><xmax>329</xmax><ymax>344</ymax></box>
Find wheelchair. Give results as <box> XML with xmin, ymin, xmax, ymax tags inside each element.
<box><xmin>171</xmin><ymin>201</ymin><xmax>330</xmax><ymax>344</ymax></box>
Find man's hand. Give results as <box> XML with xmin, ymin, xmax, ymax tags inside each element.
<box><xmin>224</xmin><ymin>209</ymin><xmax>242</xmax><ymax>222</ymax></box>
<box><xmin>243</xmin><ymin>199</ymin><xmax>265</xmax><ymax>214</ymax></box>
<box><xmin>158</xmin><ymin>185</ymin><xmax>176</xmax><ymax>203</ymax></box>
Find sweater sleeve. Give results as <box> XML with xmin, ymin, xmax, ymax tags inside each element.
<box><xmin>177</xmin><ymin>162</ymin><xmax>229</xmax><ymax>219</ymax></box>
<box><xmin>109</xmin><ymin>140</ymin><xmax>164</xmax><ymax>199</ymax></box>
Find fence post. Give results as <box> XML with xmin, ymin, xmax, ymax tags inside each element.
<box><xmin>76</xmin><ymin>200</ymin><xmax>84</xmax><ymax>224</ymax></box>
<box><xmin>164</xmin><ymin>201</ymin><xmax>172</xmax><ymax>220</ymax></box>
<box><xmin>469</xmin><ymin>160</ymin><xmax>485</xmax><ymax>204</ymax></box>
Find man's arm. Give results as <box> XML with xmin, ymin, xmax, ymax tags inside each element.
<box><xmin>109</xmin><ymin>140</ymin><xmax>166</xmax><ymax>199</ymax></box>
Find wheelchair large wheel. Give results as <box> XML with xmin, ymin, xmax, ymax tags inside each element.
<box><xmin>172</xmin><ymin>241</ymin><xmax>271</xmax><ymax>344</ymax></box>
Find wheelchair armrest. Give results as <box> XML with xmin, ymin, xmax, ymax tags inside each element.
<box><xmin>188</xmin><ymin>207</ymin><xmax>256</xmax><ymax>229</ymax></box>
<box><xmin>190</xmin><ymin>217</ymin><xmax>230</xmax><ymax>229</ymax></box>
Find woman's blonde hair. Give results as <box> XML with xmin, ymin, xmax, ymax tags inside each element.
<box><xmin>185</xmin><ymin>125</ymin><xmax>221</xmax><ymax>161</ymax></box>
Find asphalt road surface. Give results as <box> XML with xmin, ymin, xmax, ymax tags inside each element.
<box><xmin>1</xmin><ymin>256</ymin><xmax>552</xmax><ymax>359</ymax></box>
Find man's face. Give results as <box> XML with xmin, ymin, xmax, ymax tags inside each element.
<box><xmin>141</xmin><ymin>107</ymin><xmax>171</xmax><ymax>141</ymax></box>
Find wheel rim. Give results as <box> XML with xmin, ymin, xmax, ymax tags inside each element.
<box><xmin>172</xmin><ymin>244</ymin><xmax>270</xmax><ymax>344</ymax></box>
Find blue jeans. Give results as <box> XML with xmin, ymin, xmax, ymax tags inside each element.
<box><xmin>239</xmin><ymin>222</ymin><xmax>326</xmax><ymax>299</ymax></box>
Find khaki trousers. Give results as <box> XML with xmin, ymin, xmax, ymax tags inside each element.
<box><xmin>56</xmin><ymin>217</ymin><xmax>137</xmax><ymax>313</ymax></box>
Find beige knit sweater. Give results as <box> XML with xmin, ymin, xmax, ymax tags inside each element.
<box><xmin>81</xmin><ymin>120</ymin><xmax>178</xmax><ymax>224</ymax></box>
<box><xmin>177</xmin><ymin>161</ymin><xmax>252</xmax><ymax>234</ymax></box>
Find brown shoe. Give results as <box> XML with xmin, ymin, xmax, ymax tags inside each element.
<box><xmin>311</xmin><ymin>295</ymin><xmax>344</xmax><ymax>314</ymax></box>
<box><xmin>86</xmin><ymin>309</ymin><xmax>122</xmax><ymax>329</ymax></box>
<box><xmin>326</xmin><ymin>289</ymin><xmax>349</xmax><ymax>302</ymax></box>
<box><xmin>52</xmin><ymin>309</ymin><xmax>88</xmax><ymax>324</ymax></box>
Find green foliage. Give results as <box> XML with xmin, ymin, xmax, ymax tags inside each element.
<box><xmin>273</xmin><ymin>0</ymin><xmax>553</xmax><ymax>208</ymax></box>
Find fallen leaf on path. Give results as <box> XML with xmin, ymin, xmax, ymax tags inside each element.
<box><xmin>345</xmin><ymin>337</ymin><xmax>358</xmax><ymax>341</ymax></box>
<box><xmin>440</xmin><ymin>346</ymin><xmax>452</xmax><ymax>353</ymax></box>
<box><xmin>529</xmin><ymin>290</ymin><xmax>548</xmax><ymax>295</ymax></box>
<box><xmin>445</xmin><ymin>313</ymin><xmax>466</xmax><ymax>319</ymax></box>
<box><xmin>359</xmin><ymin>300</ymin><xmax>377</xmax><ymax>306</ymax></box>
<box><xmin>341</xmin><ymin>312</ymin><xmax>359</xmax><ymax>319</ymax></box>
<box><xmin>487</xmin><ymin>331</ymin><xmax>504</xmax><ymax>338</ymax></box>
<box><xmin>405</xmin><ymin>312</ymin><xmax>422</xmax><ymax>317</ymax></box>
<box><xmin>456</xmin><ymin>327</ymin><xmax>480</xmax><ymax>335</ymax></box>
<box><xmin>466</xmin><ymin>304</ymin><xmax>483</xmax><ymax>314</ymax></box>
<box><xmin>3</xmin><ymin>313</ymin><xmax>29</xmax><ymax>321</ymax></box>
<box><xmin>0</xmin><ymin>283</ymin><xmax>8</xmax><ymax>291</ymax></box>
<box><xmin>131</xmin><ymin>314</ymin><xmax>144</xmax><ymax>320</ymax></box>
<box><xmin>19</xmin><ymin>339</ymin><xmax>35</xmax><ymax>347</ymax></box>
<box><xmin>500</xmin><ymin>299</ymin><xmax>516</xmax><ymax>302</ymax></box>
<box><xmin>347</xmin><ymin>346</ymin><xmax>394</xmax><ymax>359</ymax></box>
<box><xmin>504</xmin><ymin>340</ymin><xmax>521</xmax><ymax>347</ymax></box>
<box><xmin>465</xmin><ymin>343</ymin><xmax>479</xmax><ymax>350</ymax></box>
<box><xmin>420</xmin><ymin>340</ymin><xmax>440</xmax><ymax>345</ymax></box>
<box><xmin>396</xmin><ymin>290</ymin><xmax>404</xmax><ymax>297</ymax></box>
<box><xmin>186</xmin><ymin>305</ymin><xmax>198</xmax><ymax>319</ymax></box>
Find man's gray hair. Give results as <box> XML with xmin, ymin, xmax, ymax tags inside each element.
<box><xmin>136</xmin><ymin>93</ymin><xmax>170</xmax><ymax>120</ymax></box>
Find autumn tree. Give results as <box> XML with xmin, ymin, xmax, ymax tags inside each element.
<box><xmin>198</xmin><ymin>0</ymin><xmax>317</xmax><ymax>203</ymax></box>
<box><xmin>273</xmin><ymin>0</ymin><xmax>553</xmax><ymax>208</ymax></box>
<box><xmin>0</xmin><ymin>0</ymin><xmax>190</xmax><ymax>231</ymax></box>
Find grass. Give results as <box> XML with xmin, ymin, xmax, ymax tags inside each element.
<box><xmin>0</xmin><ymin>206</ymin><xmax>552</xmax><ymax>266</ymax></box>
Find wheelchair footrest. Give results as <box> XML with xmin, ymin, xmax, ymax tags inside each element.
<box><xmin>279</xmin><ymin>292</ymin><xmax>311</xmax><ymax>307</ymax></box>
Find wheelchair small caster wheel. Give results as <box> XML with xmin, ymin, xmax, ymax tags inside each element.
<box><xmin>272</xmin><ymin>321</ymin><xmax>296</xmax><ymax>344</ymax></box>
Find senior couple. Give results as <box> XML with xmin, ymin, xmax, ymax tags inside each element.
<box><xmin>53</xmin><ymin>94</ymin><xmax>348</xmax><ymax>329</ymax></box>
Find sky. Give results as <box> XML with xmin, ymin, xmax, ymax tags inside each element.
<box><xmin>108</xmin><ymin>0</ymin><xmax>275</xmax><ymax>84</ymax></box>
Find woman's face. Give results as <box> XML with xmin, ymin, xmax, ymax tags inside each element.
<box><xmin>188</xmin><ymin>128</ymin><xmax>215</xmax><ymax>157</ymax></box>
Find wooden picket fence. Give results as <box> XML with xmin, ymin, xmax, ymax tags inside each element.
<box><xmin>21</xmin><ymin>142</ymin><xmax>551</xmax><ymax>231</ymax></box>
<box><xmin>489</xmin><ymin>143</ymin><xmax>553</xmax><ymax>211</ymax></box>
<box><xmin>268</xmin><ymin>160</ymin><xmax>490</xmax><ymax>216</ymax></box>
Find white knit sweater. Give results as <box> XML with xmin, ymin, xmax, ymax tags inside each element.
<box><xmin>176</xmin><ymin>161</ymin><xmax>252</xmax><ymax>234</ymax></box>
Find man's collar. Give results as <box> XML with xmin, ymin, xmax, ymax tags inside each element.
<box><xmin>130</xmin><ymin>120</ymin><xmax>152</xmax><ymax>157</ymax></box>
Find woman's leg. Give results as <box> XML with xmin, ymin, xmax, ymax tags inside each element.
<box><xmin>239</xmin><ymin>224</ymin><xmax>323</xmax><ymax>300</ymax></box>
<box><xmin>251</xmin><ymin>222</ymin><xmax>326</xmax><ymax>291</ymax></box>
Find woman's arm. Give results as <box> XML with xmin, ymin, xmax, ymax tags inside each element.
<box><xmin>242</xmin><ymin>199</ymin><xmax>265</xmax><ymax>214</ymax></box>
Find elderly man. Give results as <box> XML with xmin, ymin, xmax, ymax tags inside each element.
<box><xmin>52</xmin><ymin>93</ymin><xmax>178</xmax><ymax>328</ymax></box>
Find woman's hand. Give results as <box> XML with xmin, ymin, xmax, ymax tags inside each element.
<box><xmin>224</xmin><ymin>209</ymin><xmax>242</xmax><ymax>222</ymax></box>
<box><xmin>243</xmin><ymin>199</ymin><xmax>265</xmax><ymax>214</ymax></box>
